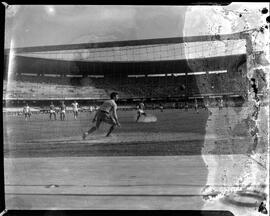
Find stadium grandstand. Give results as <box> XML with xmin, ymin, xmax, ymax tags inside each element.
<box><xmin>3</xmin><ymin>29</ymin><xmax>266</xmax><ymax>108</ymax></box>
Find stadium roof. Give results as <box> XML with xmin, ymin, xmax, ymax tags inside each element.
<box><xmin>5</xmin><ymin>31</ymin><xmax>249</xmax><ymax>54</ymax></box>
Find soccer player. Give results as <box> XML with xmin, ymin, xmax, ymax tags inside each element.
<box><xmin>71</xmin><ymin>100</ymin><xmax>79</xmax><ymax>120</ymax></box>
<box><xmin>159</xmin><ymin>104</ymin><xmax>164</xmax><ymax>112</ymax></box>
<box><xmin>218</xmin><ymin>98</ymin><xmax>224</xmax><ymax>110</ymax></box>
<box><xmin>60</xmin><ymin>101</ymin><xmax>66</xmax><ymax>121</ymax></box>
<box><xmin>89</xmin><ymin>105</ymin><xmax>94</xmax><ymax>113</ymax></box>
<box><xmin>23</xmin><ymin>103</ymin><xmax>31</xmax><ymax>120</ymax></box>
<box><xmin>82</xmin><ymin>92</ymin><xmax>120</xmax><ymax>139</ymax></box>
<box><xmin>194</xmin><ymin>98</ymin><xmax>199</xmax><ymax>113</ymax></box>
<box><xmin>49</xmin><ymin>102</ymin><xmax>57</xmax><ymax>120</ymax></box>
<box><xmin>136</xmin><ymin>101</ymin><xmax>147</xmax><ymax>122</ymax></box>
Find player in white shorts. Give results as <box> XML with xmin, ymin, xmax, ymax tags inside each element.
<box><xmin>71</xmin><ymin>100</ymin><xmax>79</xmax><ymax>120</ymax></box>
<box><xmin>49</xmin><ymin>102</ymin><xmax>57</xmax><ymax>120</ymax></box>
<box><xmin>219</xmin><ymin>98</ymin><xmax>224</xmax><ymax>110</ymax></box>
<box><xmin>82</xmin><ymin>92</ymin><xmax>120</xmax><ymax>139</ymax></box>
<box><xmin>23</xmin><ymin>103</ymin><xmax>31</xmax><ymax>120</ymax></box>
<box><xmin>89</xmin><ymin>105</ymin><xmax>94</xmax><ymax>112</ymax></box>
<box><xmin>136</xmin><ymin>101</ymin><xmax>147</xmax><ymax>122</ymax></box>
<box><xmin>60</xmin><ymin>101</ymin><xmax>66</xmax><ymax>121</ymax></box>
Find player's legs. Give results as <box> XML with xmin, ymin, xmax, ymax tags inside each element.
<box><xmin>106</xmin><ymin>124</ymin><xmax>116</xmax><ymax>137</ymax></box>
<box><xmin>136</xmin><ymin>112</ymin><xmax>141</xmax><ymax>122</ymax></box>
<box><xmin>82</xmin><ymin>113</ymin><xmax>102</xmax><ymax>140</ymax></box>
<box><xmin>104</xmin><ymin>117</ymin><xmax>117</xmax><ymax>137</ymax></box>
<box><xmin>61</xmin><ymin>111</ymin><xmax>65</xmax><ymax>120</ymax></box>
<box><xmin>73</xmin><ymin>110</ymin><xmax>78</xmax><ymax>120</ymax></box>
<box><xmin>50</xmin><ymin>111</ymin><xmax>53</xmax><ymax>120</ymax></box>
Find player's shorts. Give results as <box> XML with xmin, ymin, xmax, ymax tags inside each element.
<box><xmin>73</xmin><ymin>109</ymin><xmax>78</xmax><ymax>113</ymax></box>
<box><xmin>50</xmin><ymin>110</ymin><xmax>55</xmax><ymax>114</ymax></box>
<box><xmin>96</xmin><ymin>110</ymin><xmax>115</xmax><ymax>127</ymax></box>
<box><xmin>137</xmin><ymin>109</ymin><xmax>145</xmax><ymax>114</ymax></box>
<box><xmin>61</xmin><ymin>110</ymin><xmax>66</xmax><ymax>114</ymax></box>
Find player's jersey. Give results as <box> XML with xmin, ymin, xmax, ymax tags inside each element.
<box><xmin>72</xmin><ymin>102</ymin><xmax>79</xmax><ymax>111</ymax></box>
<box><xmin>219</xmin><ymin>100</ymin><xmax>224</xmax><ymax>107</ymax></box>
<box><xmin>60</xmin><ymin>104</ymin><xmax>66</xmax><ymax>112</ymax></box>
<box><xmin>99</xmin><ymin>100</ymin><xmax>117</xmax><ymax>113</ymax></box>
<box><xmin>23</xmin><ymin>106</ymin><xmax>30</xmax><ymax>113</ymax></box>
<box><xmin>50</xmin><ymin>104</ymin><xmax>55</xmax><ymax>111</ymax></box>
<box><xmin>138</xmin><ymin>103</ymin><xmax>145</xmax><ymax>110</ymax></box>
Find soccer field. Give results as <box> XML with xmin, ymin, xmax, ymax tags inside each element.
<box><xmin>4</xmin><ymin>109</ymin><xmax>211</xmax><ymax>157</ymax></box>
<box><xmin>3</xmin><ymin>108</ymin><xmax>268</xmax><ymax>213</ymax></box>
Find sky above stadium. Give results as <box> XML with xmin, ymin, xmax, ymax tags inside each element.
<box><xmin>4</xmin><ymin>3</ymin><xmax>269</xmax><ymax>48</ymax></box>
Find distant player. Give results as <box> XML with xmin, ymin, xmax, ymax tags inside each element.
<box><xmin>136</xmin><ymin>101</ymin><xmax>147</xmax><ymax>122</ymax></box>
<box><xmin>159</xmin><ymin>104</ymin><xmax>164</xmax><ymax>112</ymax></box>
<box><xmin>71</xmin><ymin>100</ymin><xmax>79</xmax><ymax>120</ymax></box>
<box><xmin>23</xmin><ymin>103</ymin><xmax>31</xmax><ymax>120</ymax></box>
<box><xmin>218</xmin><ymin>98</ymin><xmax>224</xmax><ymax>110</ymax></box>
<box><xmin>89</xmin><ymin>105</ymin><xmax>94</xmax><ymax>112</ymax></box>
<box><xmin>82</xmin><ymin>92</ymin><xmax>120</xmax><ymax>139</ymax></box>
<box><xmin>194</xmin><ymin>99</ymin><xmax>199</xmax><ymax>113</ymax></box>
<box><xmin>60</xmin><ymin>101</ymin><xmax>66</xmax><ymax>121</ymax></box>
<box><xmin>49</xmin><ymin>102</ymin><xmax>57</xmax><ymax>120</ymax></box>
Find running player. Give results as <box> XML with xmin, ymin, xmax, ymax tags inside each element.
<box><xmin>82</xmin><ymin>92</ymin><xmax>120</xmax><ymax>139</ymax></box>
<box><xmin>60</xmin><ymin>101</ymin><xmax>66</xmax><ymax>121</ymax></box>
<box><xmin>49</xmin><ymin>102</ymin><xmax>57</xmax><ymax>120</ymax></box>
<box><xmin>71</xmin><ymin>100</ymin><xmax>79</xmax><ymax>120</ymax></box>
<box><xmin>23</xmin><ymin>103</ymin><xmax>31</xmax><ymax>120</ymax></box>
<box><xmin>136</xmin><ymin>101</ymin><xmax>147</xmax><ymax>122</ymax></box>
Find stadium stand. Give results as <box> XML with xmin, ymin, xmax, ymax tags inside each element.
<box><xmin>4</xmin><ymin>31</ymin><xmax>258</xmax><ymax>104</ymax></box>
